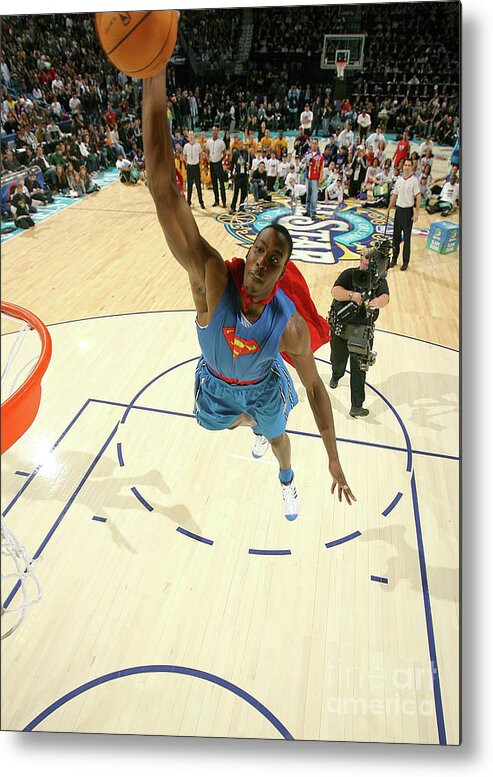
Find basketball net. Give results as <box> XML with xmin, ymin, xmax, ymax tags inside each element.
<box><xmin>336</xmin><ymin>60</ymin><xmax>347</xmax><ymax>79</ymax></box>
<box><xmin>1</xmin><ymin>306</ymin><xmax>48</xmax><ymax>639</ymax></box>
<box><xmin>1</xmin><ymin>517</ymin><xmax>42</xmax><ymax>640</ymax></box>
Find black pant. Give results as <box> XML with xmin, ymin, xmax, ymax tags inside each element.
<box><xmin>392</xmin><ymin>205</ymin><xmax>413</xmax><ymax>265</ymax></box>
<box><xmin>186</xmin><ymin>163</ymin><xmax>204</xmax><ymax>206</ymax></box>
<box><xmin>210</xmin><ymin>160</ymin><xmax>226</xmax><ymax>205</ymax></box>
<box><xmin>330</xmin><ymin>332</ymin><xmax>367</xmax><ymax>408</ymax></box>
<box><xmin>231</xmin><ymin>174</ymin><xmax>248</xmax><ymax>210</ymax></box>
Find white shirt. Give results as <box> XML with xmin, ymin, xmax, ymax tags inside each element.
<box><xmin>419</xmin><ymin>140</ymin><xmax>433</xmax><ymax>154</ymax></box>
<box><xmin>440</xmin><ymin>182</ymin><xmax>459</xmax><ymax>205</ymax></box>
<box><xmin>266</xmin><ymin>158</ymin><xmax>279</xmax><ymax>177</ymax></box>
<box><xmin>69</xmin><ymin>96</ymin><xmax>81</xmax><ymax>113</ymax></box>
<box><xmin>116</xmin><ymin>158</ymin><xmax>132</xmax><ymax>172</ymax></box>
<box><xmin>206</xmin><ymin>136</ymin><xmax>226</xmax><ymax>163</ymax></box>
<box><xmin>251</xmin><ymin>156</ymin><xmax>267</xmax><ymax>172</ymax></box>
<box><xmin>392</xmin><ymin>173</ymin><xmax>421</xmax><ymax>207</ymax></box>
<box><xmin>367</xmin><ymin>131</ymin><xmax>385</xmax><ymax>150</ymax></box>
<box><xmin>183</xmin><ymin>141</ymin><xmax>201</xmax><ymax>165</ymax></box>
<box><xmin>284</xmin><ymin>172</ymin><xmax>298</xmax><ymax>191</ymax></box>
<box><xmin>326</xmin><ymin>180</ymin><xmax>344</xmax><ymax>202</ymax></box>
<box><xmin>300</xmin><ymin>110</ymin><xmax>313</xmax><ymax>129</ymax></box>
<box><xmin>357</xmin><ymin>113</ymin><xmax>371</xmax><ymax>128</ymax></box>
<box><xmin>277</xmin><ymin>161</ymin><xmax>289</xmax><ymax>179</ymax></box>
<box><xmin>337</xmin><ymin>128</ymin><xmax>354</xmax><ymax>148</ymax></box>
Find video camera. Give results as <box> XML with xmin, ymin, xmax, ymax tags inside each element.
<box><xmin>327</xmin><ymin>234</ymin><xmax>392</xmax><ymax>371</ymax></box>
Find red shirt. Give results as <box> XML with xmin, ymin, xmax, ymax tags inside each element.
<box><xmin>394</xmin><ymin>140</ymin><xmax>410</xmax><ymax>166</ymax></box>
<box><xmin>306</xmin><ymin>151</ymin><xmax>324</xmax><ymax>180</ymax></box>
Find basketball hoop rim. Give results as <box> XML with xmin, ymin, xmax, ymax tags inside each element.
<box><xmin>336</xmin><ymin>60</ymin><xmax>347</xmax><ymax>78</ymax></box>
<box><xmin>1</xmin><ymin>301</ymin><xmax>52</xmax><ymax>454</ymax></box>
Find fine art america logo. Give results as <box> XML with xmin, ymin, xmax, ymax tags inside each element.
<box><xmin>217</xmin><ymin>200</ymin><xmax>428</xmax><ymax>265</ymax></box>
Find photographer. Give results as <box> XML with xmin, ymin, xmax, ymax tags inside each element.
<box><xmin>329</xmin><ymin>250</ymin><xmax>390</xmax><ymax>418</ymax></box>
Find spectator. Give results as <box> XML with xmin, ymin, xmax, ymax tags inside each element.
<box><xmin>393</xmin><ymin>130</ymin><xmax>410</xmax><ymax>168</ymax></box>
<box><xmin>300</xmin><ymin>103</ymin><xmax>313</xmax><ymax>137</ymax></box>
<box><xmin>25</xmin><ymin>170</ymin><xmax>53</xmax><ymax>204</ymax></box>
<box><xmin>2</xmin><ymin>148</ymin><xmax>21</xmax><ymax>172</ymax></box>
<box><xmin>349</xmin><ymin>146</ymin><xmax>367</xmax><ymax>198</ymax></box>
<box><xmin>229</xmin><ymin>138</ymin><xmax>249</xmax><ymax>213</ymax></box>
<box><xmin>250</xmin><ymin>160</ymin><xmax>271</xmax><ymax>202</ymax></box>
<box><xmin>205</xmin><ymin>125</ymin><xmax>227</xmax><ymax>208</ymax></box>
<box><xmin>356</xmin><ymin>108</ymin><xmax>371</xmax><ymax>141</ymax></box>
<box><xmin>265</xmin><ymin>149</ymin><xmax>279</xmax><ymax>192</ymax></box>
<box><xmin>302</xmin><ymin>137</ymin><xmax>325</xmax><ymax>220</ymax></box>
<box><xmin>79</xmin><ymin>164</ymin><xmax>100</xmax><ymax>193</ymax></box>
<box><xmin>293</xmin><ymin>126</ymin><xmax>309</xmax><ymax>158</ymax></box>
<box><xmin>51</xmin><ymin>163</ymin><xmax>69</xmax><ymax>194</ymax></box>
<box><xmin>425</xmin><ymin>171</ymin><xmax>459</xmax><ymax>216</ymax></box>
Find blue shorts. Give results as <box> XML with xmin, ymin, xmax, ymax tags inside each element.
<box><xmin>193</xmin><ymin>357</ymin><xmax>298</xmax><ymax>440</ymax></box>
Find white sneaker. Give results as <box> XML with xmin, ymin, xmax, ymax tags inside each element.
<box><xmin>281</xmin><ymin>478</ymin><xmax>299</xmax><ymax>521</ymax></box>
<box><xmin>252</xmin><ymin>434</ymin><xmax>269</xmax><ymax>459</ymax></box>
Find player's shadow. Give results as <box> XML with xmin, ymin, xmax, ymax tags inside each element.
<box><xmin>302</xmin><ymin>369</ymin><xmax>384</xmax><ymax>426</ymax></box>
<box><xmin>4</xmin><ymin>449</ymin><xmax>202</xmax><ymax>539</ymax></box>
<box><xmin>372</xmin><ymin>371</ymin><xmax>458</xmax><ymax>431</ymax></box>
<box><xmin>412</xmin><ymin>267</ymin><xmax>459</xmax><ymax>294</ymax></box>
<box><xmin>359</xmin><ymin>524</ymin><xmax>458</xmax><ymax>602</ymax></box>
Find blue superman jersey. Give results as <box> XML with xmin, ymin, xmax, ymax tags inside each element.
<box><xmin>196</xmin><ymin>274</ymin><xmax>296</xmax><ymax>383</ymax></box>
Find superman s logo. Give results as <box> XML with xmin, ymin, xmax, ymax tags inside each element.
<box><xmin>223</xmin><ymin>327</ymin><xmax>260</xmax><ymax>359</ymax></box>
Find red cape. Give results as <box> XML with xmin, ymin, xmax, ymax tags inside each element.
<box><xmin>227</xmin><ymin>258</ymin><xmax>330</xmax><ymax>366</ymax></box>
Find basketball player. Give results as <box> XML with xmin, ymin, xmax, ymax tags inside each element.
<box><xmin>143</xmin><ymin>70</ymin><xmax>355</xmax><ymax>520</ymax></box>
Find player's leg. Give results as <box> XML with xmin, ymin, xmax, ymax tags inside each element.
<box><xmin>270</xmin><ymin>432</ymin><xmax>298</xmax><ymax>520</ymax></box>
<box><xmin>228</xmin><ymin>413</ymin><xmax>256</xmax><ymax>429</ymax></box>
<box><xmin>247</xmin><ymin>367</ymin><xmax>299</xmax><ymax>520</ymax></box>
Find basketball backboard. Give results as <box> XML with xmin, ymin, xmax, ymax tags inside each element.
<box><xmin>321</xmin><ymin>34</ymin><xmax>365</xmax><ymax>70</ymax></box>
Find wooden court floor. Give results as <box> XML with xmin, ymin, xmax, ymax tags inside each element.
<box><xmin>1</xmin><ymin>150</ymin><xmax>459</xmax><ymax>744</ymax></box>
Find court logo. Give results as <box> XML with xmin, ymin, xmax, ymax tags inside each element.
<box><xmin>217</xmin><ymin>199</ymin><xmax>428</xmax><ymax>265</ymax></box>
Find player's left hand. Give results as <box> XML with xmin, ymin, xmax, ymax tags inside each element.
<box><xmin>329</xmin><ymin>460</ymin><xmax>357</xmax><ymax>505</ymax></box>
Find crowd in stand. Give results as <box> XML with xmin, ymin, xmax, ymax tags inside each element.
<box><xmin>181</xmin><ymin>9</ymin><xmax>240</xmax><ymax>67</ymax></box>
<box><xmin>167</xmin><ymin>113</ymin><xmax>459</xmax><ymax>219</ymax></box>
<box><xmin>1</xmin><ymin>6</ymin><xmax>459</xmax><ymax>229</ymax></box>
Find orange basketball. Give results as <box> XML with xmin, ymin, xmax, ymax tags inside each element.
<box><xmin>95</xmin><ymin>10</ymin><xmax>179</xmax><ymax>79</ymax></box>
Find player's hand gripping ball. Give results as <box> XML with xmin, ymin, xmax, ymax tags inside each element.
<box><xmin>95</xmin><ymin>10</ymin><xmax>179</xmax><ymax>78</ymax></box>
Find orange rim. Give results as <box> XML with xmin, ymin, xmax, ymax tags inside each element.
<box><xmin>1</xmin><ymin>302</ymin><xmax>52</xmax><ymax>454</ymax></box>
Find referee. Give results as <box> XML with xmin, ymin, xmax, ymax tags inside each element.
<box><xmin>205</xmin><ymin>126</ymin><xmax>227</xmax><ymax>208</ymax></box>
<box><xmin>388</xmin><ymin>159</ymin><xmax>421</xmax><ymax>271</ymax></box>
<box><xmin>183</xmin><ymin>130</ymin><xmax>205</xmax><ymax>209</ymax></box>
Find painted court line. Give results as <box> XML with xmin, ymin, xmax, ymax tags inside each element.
<box><xmin>130</xmin><ymin>487</ymin><xmax>154</xmax><ymax>512</ymax></box>
<box><xmin>325</xmin><ymin>531</ymin><xmax>362</xmax><ymax>549</ymax></box>
<box><xmin>23</xmin><ymin>664</ymin><xmax>294</xmax><ymax>739</ymax></box>
<box><xmin>382</xmin><ymin>492</ymin><xmax>404</xmax><ymax>516</ymax></box>
<box><xmin>176</xmin><ymin>527</ymin><xmax>214</xmax><ymax>546</ymax></box>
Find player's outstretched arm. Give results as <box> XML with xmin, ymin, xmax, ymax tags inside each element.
<box><xmin>280</xmin><ymin>313</ymin><xmax>356</xmax><ymax>505</ymax></box>
<box><xmin>142</xmin><ymin>68</ymin><xmax>227</xmax><ymax>318</ymax></box>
